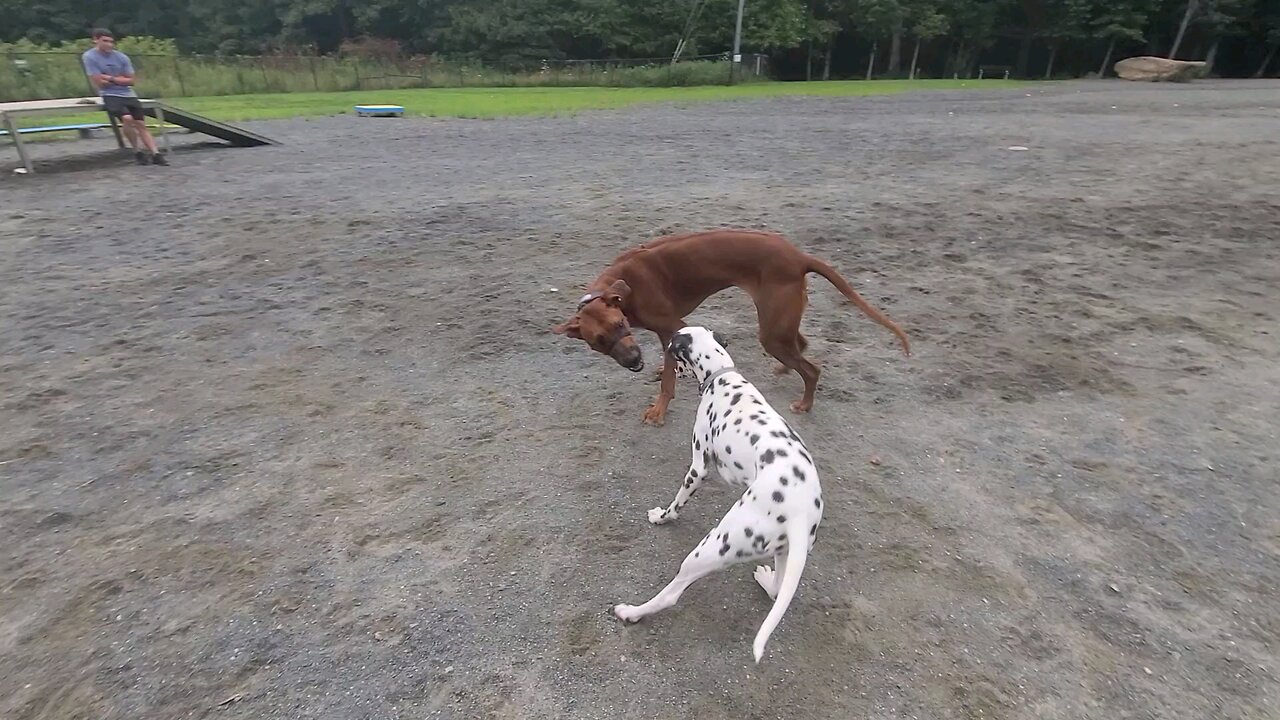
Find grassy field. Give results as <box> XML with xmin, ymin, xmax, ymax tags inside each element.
<box><xmin>7</xmin><ymin>79</ymin><xmax>1022</xmax><ymax>138</ymax></box>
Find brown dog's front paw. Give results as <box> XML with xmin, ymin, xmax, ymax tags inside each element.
<box><xmin>789</xmin><ymin>399</ymin><xmax>813</xmax><ymax>414</ymax></box>
<box><xmin>642</xmin><ymin>404</ymin><xmax>667</xmax><ymax>426</ymax></box>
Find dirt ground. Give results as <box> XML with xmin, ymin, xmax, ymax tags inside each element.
<box><xmin>2</xmin><ymin>79</ymin><xmax>1278</xmax><ymax>720</ymax></box>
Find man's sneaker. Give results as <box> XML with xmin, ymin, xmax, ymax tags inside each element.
<box><xmin>151</xmin><ymin>153</ymin><xmax>169</xmax><ymax>166</ymax></box>
<box><xmin>135</xmin><ymin>151</ymin><xmax>148</xmax><ymax>165</ymax></box>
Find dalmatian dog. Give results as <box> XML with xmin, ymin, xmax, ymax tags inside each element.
<box><xmin>612</xmin><ymin>326</ymin><xmax>824</xmax><ymax>663</ymax></box>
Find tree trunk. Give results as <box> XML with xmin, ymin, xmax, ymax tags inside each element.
<box><xmin>909</xmin><ymin>37</ymin><xmax>921</xmax><ymax>79</ymax></box>
<box><xmin>1204</xmin><ymin>38</ymin><xmax>1220</xmax><ymax>74</ymax></box>
<box><xmin>1169</xmin><ymin>0</ymin><xmax>1198</xmax><ymax>59</ymax></box>
<box><xmin>888</xmin><ymin>23</ymin><xmax>903</xmax><ymax>75</ymax></box>
<box><xmin>807</xmin><ymin>38</ymin><xmax>813</xmax><ymax>81</ymax></box>
<box><xmin>1015</xmin><ymin>30</ymin><xmax>1033</xmax><ymax>78</ymax></box>
<box><xmin>1044</xmin><ymin>42</ymin><xmax>1058</xmax><ymax>79</ymax></box>
<box><xmin>823</xmin><ymin>34</ymin><xmax>833</xmax><ymax>80</ymax></box>
<box><xmin>1099</xmin><ymin>36</ymin><xmax>1116</xmax><ymax>77</ymax></box>
<box><xmin>865</xmin><ymin>39</ymin><xmax>877</xmax><ymax>80</ymax></box>
<box><xmin>1254</xmin><ymin>43</ymin><xmax>1278</xmax><ymax>78</ymax></box>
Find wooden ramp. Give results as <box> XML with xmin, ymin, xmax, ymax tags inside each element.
<box><xmin>145</xmin><ymin>103</ymin><xmax>278</xmax><ymax>147</ymax></box>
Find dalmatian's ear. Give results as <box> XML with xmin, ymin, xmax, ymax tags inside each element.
<box><xmin>667</xmin><ymin>331</ymin><xmax>692</xmax><ymax>359</ymax></box>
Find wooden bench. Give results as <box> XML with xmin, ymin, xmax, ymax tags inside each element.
<box><xmin>977</xmin><ymin>65</ymin><xmax>1012</xmax><ymax>80</ymax></box>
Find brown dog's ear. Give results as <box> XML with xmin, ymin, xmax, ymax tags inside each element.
<box><xmin>605</xmin><ymin>279</ymin><xmax>631</xmax><ymax>308</ymax></box>
<box><xmin>551</xmin><ymin>318</ymin><xmax>582</xmax><ymax>338</ymax></box>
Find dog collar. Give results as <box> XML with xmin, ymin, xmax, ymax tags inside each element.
<box><xmin>577</xmin><ymin>291</ymin><xmax>604</xmax><ymax>310</ymax></box>
<box><xmin>699</xmin><ymin>366</ymin><xmax>737</xmax><ymax>394</ymax></box>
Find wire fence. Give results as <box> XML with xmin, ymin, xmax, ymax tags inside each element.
<box><xmin>2</xmin><ymin>51</ymin><xmax>772</xmax><ymax>102</ymax></box>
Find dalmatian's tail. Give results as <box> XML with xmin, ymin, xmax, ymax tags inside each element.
<box><xmin>752</xmin><ymin>519</ymin><xmax>810</xmax><ymax>663</ymax></box>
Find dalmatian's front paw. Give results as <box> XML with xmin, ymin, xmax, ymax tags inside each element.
<box><xmin>613</xmin><ymin>604</ymin><xmax>643</xmax><ymax>623</ymax></box>
<box><xmin>647</xmin><ymin>507</ymin><xmax>675</xmax><ymax>525</ymax></box>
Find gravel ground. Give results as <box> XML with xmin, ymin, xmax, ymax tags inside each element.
<box><xmin>2</xmin><ymin>79</ymin><xmax>1278</xmax><ymax>720</ymax></box>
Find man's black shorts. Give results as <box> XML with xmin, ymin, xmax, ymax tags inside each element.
<box><xmin>102</xmin><ymin>95</ymin><xmax>145</xmax><ymax>121</ymax></box>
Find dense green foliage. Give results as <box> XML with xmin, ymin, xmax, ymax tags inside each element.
<box><xmin>2</xmin><ymin>0</ymin><xmax>1277</xmax><ymax>78</ymax></box>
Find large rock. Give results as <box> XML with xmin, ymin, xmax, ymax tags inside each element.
<box><xmin>1114</xmin><ymin>56</ymin><xmax>1207</xmax><ymax>82</ymax></box>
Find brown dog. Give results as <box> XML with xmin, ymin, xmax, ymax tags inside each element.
<box><xmin>552</xmin><ymin>229</ymin><xmax>910</xmax><ymax>426</ymax></box>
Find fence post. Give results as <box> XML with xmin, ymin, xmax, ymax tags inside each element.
<box><xmin>173</xmin><ymin>56</ymin><xmax>187</xmax><ymax>96</ymax></box>
<box><xmin>310</xmin><ymin>57</ymin><xmax>320</xmax><ymax>90</ymax></box>
<box><xmin>260</xmin><ymin>58</ymin><xmax>270</xmax><ymax>92</ymax></box>
<box><xmin>353</xmin><ymin>60</ymin><xmax>362</xmax><ymax>90</ymax></box>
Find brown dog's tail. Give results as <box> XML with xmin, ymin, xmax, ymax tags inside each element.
<box><xmin>807</xmin><ymin>257</ymin><xmax>911</xmax><ymax>356</ymax></box>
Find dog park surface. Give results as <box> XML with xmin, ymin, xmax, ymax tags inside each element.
<box><xmin>2</xmin><ymin>79</ymin><xmax>1278</xmax><ymax>719</ymax></box>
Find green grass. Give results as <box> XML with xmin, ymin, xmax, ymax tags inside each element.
<box><xmin>8</xmin><ymin>79</ymin><xmax>1023</xmax><ymax>138</ymax></box>
<box><xmin>173</xmin><ymin>79</ymin><xmax>1023</xmax><ymax>121</ymax></box>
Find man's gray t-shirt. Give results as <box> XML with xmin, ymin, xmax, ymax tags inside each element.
<box><xmin>81</xmin><ymin>49</ymin><xmax>137</xmax><ymax>97</ymax></box>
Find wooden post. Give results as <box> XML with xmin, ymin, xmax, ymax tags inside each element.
<box><xmin>173</xmin><ymin>56</ymin><xmax>187</xmax><ymax>96</ymax></box>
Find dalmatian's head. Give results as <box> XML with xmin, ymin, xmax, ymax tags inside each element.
<box><xmin>666</xmin><ymin>326</ymin><xmax>731</xmax><ymax>381</ymax></box>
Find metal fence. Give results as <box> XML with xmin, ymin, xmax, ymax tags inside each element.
<box><xmin>2</xmin><ymin>51</ymin><xmax>772</xmax><ymax>102</ymax></box>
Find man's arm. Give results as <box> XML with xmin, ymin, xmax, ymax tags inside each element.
<box><xmin>108</xmin><ymin>54</ymin><xmax>137</xmax><ymax>87</ymax></box>
<box><xmin>84</xmin><ymin>56</ymin><xmax>107</xmax><ymax>88</ymax></box>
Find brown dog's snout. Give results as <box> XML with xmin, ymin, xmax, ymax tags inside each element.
<box><xmin>610</xmin><ymin>337</ymin><xmax>644</xmax><ymax>372</ymax></box>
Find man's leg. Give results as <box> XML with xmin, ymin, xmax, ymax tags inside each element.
<box><xmin>125</xmin><ymin>102</ymin><xmax>166</xmax><ymax>165</ymax></box>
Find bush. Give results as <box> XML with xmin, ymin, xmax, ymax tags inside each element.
<box><xmin>0</xmin><ymin>50</ymin><xmax>767</xmax><ymax>102</ymax></box>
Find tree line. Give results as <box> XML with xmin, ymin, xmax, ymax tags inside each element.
<box><xmin>3</xmin><ymin>0</ymin><xmax>1278</xmax><ymax>79</ymax></box>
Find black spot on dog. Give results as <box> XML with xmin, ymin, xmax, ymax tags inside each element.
<box><xmin>719</xmin><ymin>544</ymin><xmax>730</xmax><ymax>556</ymax></box>
<box><xmin>718</xmin><ymin>378</ymin><xmax>729</xmax><ymax>387</ymax></box>
<box><xmin>750</xmin><ymin>414</ymin><xmax>759</xmax><ymax>421</ymax></box>
<box><xmin>758</xmin><ymin>419</ymin><xmax>769</xmax><ymax>426</ymax></box>
<box><xmin>777</xmin><ymin>515</ymin><xmax>787</xmax><ymax>523</ymax></box>
<box><xmin>793</xmin><ymin>467</ymin><xmax>806</xmax><ymax>482</ymax></box>
<box><xmin>810</xmin><ymin>523</ymin><xmax>818</xmax><ymax>536</ymax></box>
<box><xmin>694</xmin><ymin>551</ymin><xmax>700</xmax><ymax>557</ymax></box>
<box><xmin>750</xmin><ymin>434</ymin><xmax>760</xmax><ymax>445</ymax></box>
<box><xmin>690</xmin><ymin>469</ymin><xmax>699</xmax><ymax>479</ymax></box>
<box><xmin>734</xmin><ymin>418</ymin><xmax>743</xmax><ymax>426</ymax></box>
<box><xmin>736</xmin><ymin>549</ymin><xmax>746</xmax><ymax>558</ymax></box>
<box><xmin>771</xmin><ymin>430</ymin><xmax>787</xmax><ymax>439</ymax></box>
<box><xmin>814</xmin><ymin>497</ymin><xmax>822</xmax><ymax>509</ymax></box>
<box><xmin>730</xmin><ymin>392</ymin><xmax>743</xmax><ymax>406</ymax></box>
<box><xmin>744</xmin><ymin>527</ymin><xmax>754</xmax><ymax>538</ymax></box>
<box><xmin>734</xmin><ymin>461</ymin><xmax>744</xmax><ymax>470</ymax></box>
<box><xmin>761</xmin><ymin>449</ymin><xmax>776</xmax><ymax>464</ymax></box>
<box><xmin>775</xmin><ymin>449</ymin><xmax>789</xmax><ymax>458</ymax></box>
<box><xmin>779</xmin><ymin>476</ymin><xmax>789</xmax><ymax>486</ymax></box>
<box><xmin>772</xmin><ymin>491</ymin><xmax>784</xmax><ymax>503</ymax></box>
<box><xmin>725</xmin><ymin>446</ymin><xmax>732</xmax><ymax>456</ymax></box>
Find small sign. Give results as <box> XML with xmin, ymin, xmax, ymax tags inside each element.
<box><xmin>733</xmin><ymin>54</ymin><xmax>742</xmax><ymax>63</ymax></box>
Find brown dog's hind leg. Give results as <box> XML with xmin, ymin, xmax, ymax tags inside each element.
<box><xmin>773</xmin><ymin>333</ymin><xmax>808</xmax><ymax>375</ymax></box>
<box><xmin>755</xmin><ymin>285</ymin><xmax>820</xmax><ymax>413</ymax></box>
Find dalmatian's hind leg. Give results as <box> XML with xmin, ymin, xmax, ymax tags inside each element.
<box><xmin>753</xmin><ymin>551</ymin><xmax>789</xmax><ymax>600</ymax></box>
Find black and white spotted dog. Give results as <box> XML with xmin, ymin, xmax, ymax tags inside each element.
<box><xmin>613</xmin><ymin>326</ymin><xmax>823</xmax><ymax>663</ymax></box>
